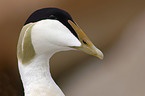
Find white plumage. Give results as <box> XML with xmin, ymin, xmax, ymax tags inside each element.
<box><xmin>17</xmin><ymin>8</ymin><xmax>103</xmax><ymax>96</ymax></box>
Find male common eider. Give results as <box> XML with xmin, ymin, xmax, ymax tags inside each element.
<box><xmin>17</xmin><ymin>8</ymin><xmax>103</xmax><ymax>96</ymax></box>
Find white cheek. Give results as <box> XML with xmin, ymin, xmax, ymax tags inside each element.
<box><xmin>31</xmin><ymin>19</ymin><xmax>81</xmax><ymax>54</ymax></box>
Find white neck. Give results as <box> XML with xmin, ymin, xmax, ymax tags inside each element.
<box><xmin>18</xmin><ymin>53</ymin><xmax>65</xmax><ymax>96</ymax></box>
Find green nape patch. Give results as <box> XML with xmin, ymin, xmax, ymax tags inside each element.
<box><xmin>17</xmin><ymin>23</ymin><xmax>36</xmax><ymax>64</ymax></box>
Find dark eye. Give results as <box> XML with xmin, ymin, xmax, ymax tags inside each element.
<box><xmin>49</xmin><ymin>15</ymin><xmax>57</xmax><ymax>19</ymax></box>
<box><xmin>83</xmin><ymin>40</ymin><xmax>87</xmax><ymax>45</ymax></box>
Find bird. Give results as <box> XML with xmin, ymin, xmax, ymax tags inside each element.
<box><xmin>17</xmin><ymin>8</ymin><xmax>103</xmax><ymax>96</ymax></box>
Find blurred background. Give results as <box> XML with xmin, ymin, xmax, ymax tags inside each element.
<box><xmin>0</xmin><ymin>0</ymin><xmax>145</xmax><ymax>96</ymax></box>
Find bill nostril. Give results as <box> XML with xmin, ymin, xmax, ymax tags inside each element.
<box><xmin>82</xmin><ymin>40</ymin><xmax>87</xmax><ymax>45</ymax></box>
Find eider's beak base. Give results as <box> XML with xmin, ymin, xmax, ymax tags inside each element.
<box><xmin>68</xmin><ymin>20</ymin><xmax>104</xmax><ymax>60</ymax></box>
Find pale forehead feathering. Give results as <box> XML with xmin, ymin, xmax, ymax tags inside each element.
<box><xmin>31</xmin><ymin>19</ymin><xmax>81</xmax><ymax>55</ymax></box>
<box><xmin>17</xmin><ymin>7</ymin><xmax>103</xmax><ymax>96</ymax></box>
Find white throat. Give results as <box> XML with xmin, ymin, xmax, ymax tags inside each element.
<box><xmin>17</xmin><ymin>19</ymin><xmax>81</xmax><ymax>96</ymax></box>
<box><xmin>18</xmin><ymin>53</ymin><xmax>65</xmax><ymax>96</ymax></box>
